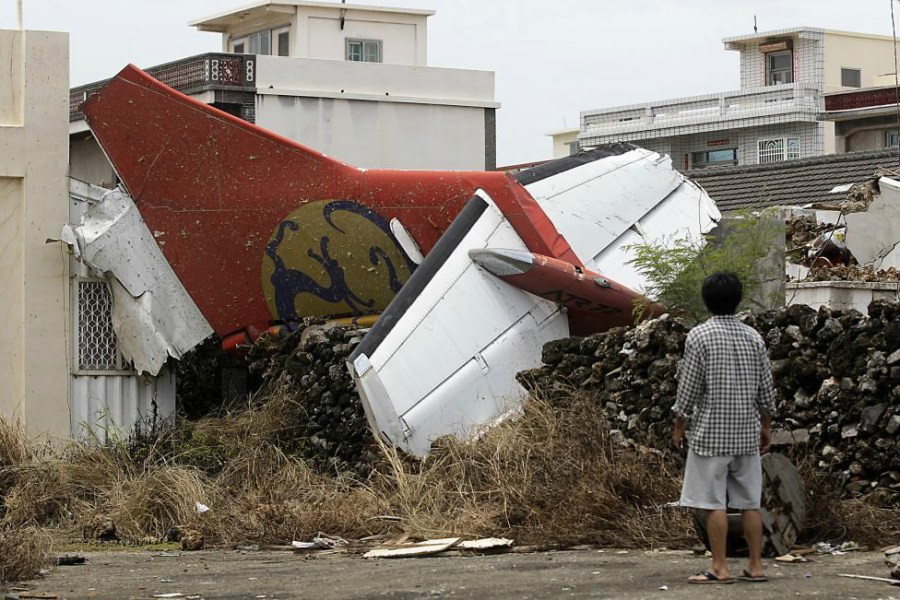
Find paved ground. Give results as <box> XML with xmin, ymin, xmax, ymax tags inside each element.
<box><xmin>4</xmin><ymin>548</ymin><xmax>899</xmax><ymax>600</ymax></box>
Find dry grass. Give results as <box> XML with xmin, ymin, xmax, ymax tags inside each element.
<box><xmin>375</xmin><ymin>394</ymin><xmax>695</xmax><ymax>548</ymax></box>
<box><xmin>798</xmin><ymin>459</ymin><xmax>900</xmax><ymax>547</ymax></box>
<box><xmin>1</xmin><ymin>383</ymin><xmax>898</xmax><ymax>579</ymax></box>
<box><xmin>0</xmin><ymin>526</ymin><xmax>52</xmax><ymax>582</ymax></box>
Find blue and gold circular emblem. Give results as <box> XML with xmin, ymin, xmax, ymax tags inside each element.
<box><xmin>262</xmin><ymin>200</ymin><xmax>415</xmax><ymax>325</ymax></box>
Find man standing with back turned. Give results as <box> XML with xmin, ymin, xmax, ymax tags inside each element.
<box><xmin>672</xmin><ymin>272</ymin><xmax>776</xmax><ymax>585</ymax></box>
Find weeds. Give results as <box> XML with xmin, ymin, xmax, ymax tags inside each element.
<box><xmin>0</xmin><ymin>381</ymin><xmax>895</xmax><ymax>583</ymax></box>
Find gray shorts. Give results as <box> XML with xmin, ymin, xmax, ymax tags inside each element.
<box><xmin>680</xmin><ymin>450</ymin><xmax>762</xmax><ymax>511</ymax></box>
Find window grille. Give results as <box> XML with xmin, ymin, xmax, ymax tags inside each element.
<box><xmin>76</xmin><ymin>279</ymin><xmax>127</xmax><ymax>373</ymax></box>
<box><xmin>758</xmin><ymin>139</ymin><xmax>784</xmax><ymax>164</ymax></box>
<box><xmin>758</xmin><ymin>137</ymin><xmax>800</xmax><ymax>164</ymax></box>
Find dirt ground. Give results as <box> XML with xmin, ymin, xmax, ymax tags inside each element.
<box><xmin>4</xmin><ymin>548</ymin><xmax>898</xmax><ymax>600</ymax></box>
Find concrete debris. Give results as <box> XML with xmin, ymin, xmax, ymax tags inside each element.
<box><xmin>457</xmin><ymin>538</ymin><xmax>515</xmax><ymax>551</ymax></box>
<box><xmin>363</xmin><ymin>538</ymin><xmax>461</xmax><ymax>559</ymax></box>
<box><xmin>518</xmin><ymin>301</ymin><xmax>900</xmax><ymax>503</ymax></box>
<box><xmin>846</xmin><ymin>178</ymin><xmax>900</xmax><ymax>271</ymax></box>
<box><xmin>885</xmin><ymin>545</ymin><xmax>900</xmax><ymax>579</ymax></box>
<box><xmin>291</xmin><ymin>534</ymin><xmax>348</xmax><ymax>551</ymax></box>
<box><xmin>785</xmin><ymin>178</ymin><xmax>900</xmax><ymax>284</ymax></box>
<box><xmin>58</xmin><ymin>188</ymin><xmax>212</xmax><ymax>375</ymax></box>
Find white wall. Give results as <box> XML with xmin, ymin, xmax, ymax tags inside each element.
<box><xmin>0</xmin><ymin>30</ymin><xmax>70</xmax><ymax>440</ymax></box>
<box><xmin>254</xmin><ymin>54</ymin><xmax>496</xmax><ymax>170</ymax></box>
<box><xmin>256</xmin><ymin>94</ymin><xmax>487</xmax><ymax>170</ymax></box>
<box><xmin>824</xmin><ymin>32</ymin><xmax>899</xmax><ymax>92</ymax></box>
<box><xmin>550</xmin><ymin>130</ymin><xmax>578</xmax><ymax>159</ymax></box>
<box><xmin>255</xmin><ymin>55</ymin><xmax>493</xmax><ymax>105</ymax></box>
<box><xmin>220</xmin><ymin>4</ymin><xmax>428</xmax><ymax>66</ymax></box>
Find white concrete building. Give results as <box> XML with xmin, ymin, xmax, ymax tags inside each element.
<box><xmin>0</xmin><ymin>28</ymin><xmax>176</xmax><ymax>442</ymax></box>
<box><xmin>578</xmin><ymin>27</ymin><xmax>899</xmax><ymax>171</ymax></box>
<box><xmin>0</xmin><ymin>29</ymin><xmax>71</xmax><ymax>440</ymax></box>
<box><xmin>70</xmin><ymin>0</ymin><xmax>498</xmax><ymax>186</ymax></box>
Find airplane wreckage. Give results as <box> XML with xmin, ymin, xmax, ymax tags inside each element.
<box><xmin>68</xmin><ymin>65</ymin><xmax>720</xmax><ymax>456</ymax></box>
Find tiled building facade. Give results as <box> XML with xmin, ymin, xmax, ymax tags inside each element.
<box><xmin>574</xmin><ymin>27</ymin><xmax>897</xmax><ymax>171</ymax></box>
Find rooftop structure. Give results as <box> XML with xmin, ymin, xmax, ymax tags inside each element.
<box><xmin>575</xmin><ymin>27</ymin><xmax>899</xmax><ymax>170</ymax></box>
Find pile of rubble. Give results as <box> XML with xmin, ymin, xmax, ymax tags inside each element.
<box><xmin>519</xmin><ymin>302</ymin><xmax>900</xmax><ymax>503</ymax></box>
<box><xmin>247</xmin><ymin>322</ymin><xmax>377</xmax><ymax>476</ymax></box>
<box><xmin>806</xmin><ymin>264</ymin><xmax>900</xmax><ymax>283</ymax></box>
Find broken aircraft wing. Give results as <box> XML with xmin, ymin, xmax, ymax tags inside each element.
<box><xmin>349</xmin><ymin>147</ymin><xmax>720</xmax><ymax>456</ymax></box>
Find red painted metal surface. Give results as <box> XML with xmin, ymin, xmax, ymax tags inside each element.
<box><xmin>473</xmin><ymin>249</ymin><xmax>660</xmax><ymax>335</ymax></box>
<box><xmin>82</xmin><ymin>65</ymin><xmax>579</xmax><ymax>338</ymax></box>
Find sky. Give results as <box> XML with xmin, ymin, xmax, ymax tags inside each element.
<box><xmin>1</xmin><ymin>0</ymin><xmax>897</xmax><ymax>165</ymax></box>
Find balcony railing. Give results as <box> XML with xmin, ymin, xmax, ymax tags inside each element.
<box><xmin>70</xmin><ymin>52</ymin><xmax>257</xmax><ymax>121</ymax></box>
<box><xmin>580</xmin><ymin>83</ymin><xmax>820</xmax><ymax>137</ymax></box>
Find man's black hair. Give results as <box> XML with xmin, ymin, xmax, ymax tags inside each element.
<box><xmin>701</xmin><ymin>271</ymin><xmax>743</xmax><ymax>315</ymax></box>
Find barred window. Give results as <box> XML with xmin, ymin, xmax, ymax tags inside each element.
<box><xmin>758</xmin><ymin>137</ymin><xmax>800</xmax><ymax>164</ymax></box>
<box><xmin>76</xmin><ymin>279</ymin><xmax>127</xmax><ymax>373</ymax></box>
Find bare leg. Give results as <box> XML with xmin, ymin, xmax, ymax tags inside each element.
<box><xmin>742</xmin><ymin>509</ymin><xmax>765</xmax><ymax>577</ymax></box>
<box><xmin>687</xmin><ymin>509</ymin><xmax>732</xmax><ymax>582</ymax></box>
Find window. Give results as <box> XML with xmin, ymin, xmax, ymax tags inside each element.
<box><xmin>248</xmin><ymin>29</ymin><xmax>271</xmax><ymax>55</ymax></box>
<box><xmin>233</xmin><ymin>41</ymin><xmax>245</xmax><ymax>54</ymax></box>
<box><xmin>766</xmin><ymin>51</ymin><xmax>793</xmax><ymax>85</ymax></box>
<box><xmin>691</xmin><ymin>148</ymin><xmax>738</xmax><ymax>168</ymax></box>
<box><xmin>567</xmin><ymin>141</ymin><xmax>580</xmax><ymax>156</ymax></box>
<box><xmin>76</xmin><ymin>279</ymin><xmax>129</xmax><ymax>374</ymax></box>
<box><xmin>841</xmin><ymin>68</ymin><xmax>861</xmax><ymax>88</ymax></box>
<box><xmin>346</xmin><ymin>39</ymin><xmax>382</xmax><ymax>63</ymax></box>
<box><xmin>758</xmin><ymin>137</ymin><xmax>800</xmax><ymax>163</ymax></box>
<box><xmin>275</xmin><ymin>26</ymin><xmax>290</xmax><ymax>57</ymax></box>
<box><xmin>886</xmin><ymin>131</ymin><xmax>899</xmax><ymax>148</ymax></box>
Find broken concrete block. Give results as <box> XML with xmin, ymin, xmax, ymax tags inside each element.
<box><xmin>887</xmin><ymin>415</ymin><xmax>900</xmax><ymax>435</ymax></box>
<box><xmin>861</xmin><ymin>403</ymin><xmax>888</xmax><ymax>433</ymax></box>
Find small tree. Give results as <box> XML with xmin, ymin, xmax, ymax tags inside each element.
<box><xmin>626</xmin><ymin>212</ymin><xmax>782</xmax><ymax>323</ymax></box>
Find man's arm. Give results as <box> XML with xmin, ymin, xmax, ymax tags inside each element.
<box><xmin>672</xmin><ymin>334</ymin><xmax>705</xmax><ymax>449</ymax></box>
<box><xmin>756</xmin><ymin>340</ymin><xmax>776</xmax><ymax>453</ymax></box>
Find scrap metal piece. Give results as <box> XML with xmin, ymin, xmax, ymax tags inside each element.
<box><xmin>59</xmin><ymin>189</ymin><xmax>213</xmax><ymax>375</ymax></box>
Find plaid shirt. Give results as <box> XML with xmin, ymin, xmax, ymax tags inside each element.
<box><xmin>672</xmin><ymin>315</ymin><xmax>776</xmax><ymax>456</ymax></box>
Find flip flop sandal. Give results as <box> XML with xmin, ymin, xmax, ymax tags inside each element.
<box><xmin>738</xmin><ymin>569</ymin><xmax>768</xmax><ymax>582</ymax></box>
<box><xmin>688</xmin><ymin>571</ymin><xmax>735</xmax><ymax>585</ymax></box>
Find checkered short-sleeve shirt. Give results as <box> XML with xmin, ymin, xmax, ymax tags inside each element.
<box><xmin>672</xmin><ymin>315</ymin><xmax>776</xmax><ymax>456</ymax></box>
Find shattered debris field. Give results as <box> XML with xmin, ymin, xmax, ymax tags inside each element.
<box><xmin>8</xmin><ymin>548</ymin><xmax>897</xmax><ymax>599</ymax></box>
<box><xmin>5</xmin><ymin>302</ymin><xmax>900</xmax><ymax>596</ymax></box>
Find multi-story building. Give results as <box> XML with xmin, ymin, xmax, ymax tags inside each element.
<box><xmin>564</xmin><ymin>27</ymin><xmax>898</xmax><ymax>170</ymax></box>
<box><xmin>70</xmin><ymin>0</ymin><xmax>498</xmax><ymax>188</ymax></box>
<box><xmin>823</xmin><ymin>84</ymin><xmax>900</xmax><ymax>153</ymax></box>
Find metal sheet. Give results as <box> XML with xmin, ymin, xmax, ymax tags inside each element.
<box><xmin>352</xmin><ymin>190</ymin><xmax>569</xmax><ymax>456</ymax></box>
<box><xmin>67</xmin><ymin>178</ymin><xmax>177</xmax><ymax>440</ymax></box>
<box><xmin>525</xmin><ymin>149</ymin><xmax>720</xmax><ymax>293</ymax></box>
<box><xmin>61</xmin><ymin>188</ymin><xmax>213</xmax><ymax>375</ymax></box>
<box><xmin>69</xmin><ymin>370</ymin><xmax>175</xmax><ymax>442</ymax></box>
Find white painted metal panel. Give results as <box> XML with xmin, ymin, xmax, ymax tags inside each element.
<box><xmin>588</xmin><ymin>178</ymin><xmax>720</xmax><ymax>293</ymax></box>
<box><xmin>70</xmin><ymin>370</ymin><xmax>175</xmax><ymax>442</ymax></box>
<box><xmin>62</xmin><ymin>188</ymin><xmax>213</xmax><ymax>375</ymax></box>
<box><xmin>67</xmin><ymin>179</ymin><xmax>178</xmax><ymax>440</ymax></box>
<box><xmin>353</xmin><ymin>190</ymin><xmax>568</xmax><ymax>455</ymax></box>
<box><xmin>524</xmin><ymin>149</ymin><xmax>690</xmax><ymax>270</ymax></box>
<box><xmin>352</xmin><ymin>148</ymin><xmax>720</xmax><ymax>456</ymax></box>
